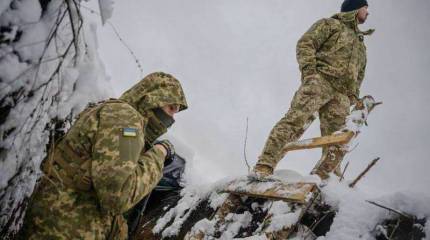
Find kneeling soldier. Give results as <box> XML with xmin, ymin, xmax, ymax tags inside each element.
<box><xmin>19</xmin><ymin>72</ymin><xmax>188</xmax><ymax>239</ymax></box>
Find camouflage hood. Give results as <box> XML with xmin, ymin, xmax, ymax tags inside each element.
<box><xmin>331</xmin><ymin>10</ymin><xmax>375</xmax><ymax>36</ymax></box>
<box><xmin>120</xmin><ymin>72</ymin><xmax>188</xmax><ymax>115</ymax></box>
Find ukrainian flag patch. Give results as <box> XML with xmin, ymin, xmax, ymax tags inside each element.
<box><xmin>123</xmin><ymin>128</ymin><xmax>137</xmax><ymax>137</ymax></box>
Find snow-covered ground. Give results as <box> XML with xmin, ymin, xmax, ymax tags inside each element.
<box><xmin>153</xmin><ymin>170</ymin><xmax>430</xmax><ymax>239</ymax></box>
<box><xmin>322</xmin><ymin>177</ymin><xmax>430</xmax><ymax>240</ymax></box>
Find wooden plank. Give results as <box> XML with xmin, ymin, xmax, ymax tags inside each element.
<box><xmin>282</xmin><ymin>131</ymin><xmax>355</xmax><ymax>153</ymax></box>
<box><xmin>223</xmin><ymin>178</ymin><xmax>317</xmax><ymax>204</ymax></box>
<box><xmin>186</xmin><ymin>178</ymin><xmax>321</xmax><ymax>240</ymax></box>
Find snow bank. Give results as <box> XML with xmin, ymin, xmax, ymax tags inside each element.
<box><xmin>153</xmin><ymin>170</ymin><xmax>429</xmax><ymax>239</ymax></box>
<box><xmin>321</xmin><ymin>177</ymin><xmax>430</xmax><ymax>240</ymax></box>
<box><xmin>265</xmin><ymin>201</ymin><xmax>301</xmax><ymax>232</ymax></box>
<box><xmin>153</xmin><ymin>179</ymin><xmax>231</xmax><ymax>238</ymax></box>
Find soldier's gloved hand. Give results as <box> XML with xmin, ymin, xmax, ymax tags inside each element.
<box><xmin>154</xmin><ymin>140</ymin><xmax>175</xmax><ymax>162</ymax></box>
<box><xmin>252</xmin><ymin>164</ymin><xmax>274</xmax><ymax>179</ymax></box>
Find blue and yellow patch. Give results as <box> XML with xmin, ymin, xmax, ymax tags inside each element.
<box><xmin>123</xmin><ymin>128</ymin><xmax>137</xmax><ymax>137</ymax></box>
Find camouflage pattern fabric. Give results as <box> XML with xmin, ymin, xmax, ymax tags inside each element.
<box><xmin>19</xmin><ymin>72</ymin><xmax>188</xmax><ymax>240</ymax></box>
<box><xmin>313</xmin><ymin>88</ymin><xmax>350</xmax><ymax>179</ymax></box>
<box><xmin>257</xmin><ymin>76</ymin><xmax>349</xmax><ymax>176</ymax></box>
<box><xmin>257</xmin><ymin>10</ymin><xmax>373</xmax><ymax>178</ymax></box>
<box><xmin>120</xmin><ymin>72</ymin><xmax>188</xmax><ymax>112</ymax></box>
<box><xmin>297</xmin><ymin>10</ymin><xmax>373</xmax><ymax>98</ymax></box>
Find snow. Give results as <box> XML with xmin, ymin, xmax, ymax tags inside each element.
<box><xmin>153</xmin><ymin>171</ymin><xmax>429</xmax><ymax>239</ymax></box>
<box><xmin>319</xmin><ymin>177</ymin><xmax>430</xmax><ymax>240</ymax></box>
<box><xmin>0</xmin><ymin>0</ymin><xmax>41</xmax><ymax>26</ymax></box>
<box><xmin>153</xmin><ymin>171</ymin><xmax>312</xmax><ymax>238</ymax></box>
<box><xmin>188</xmin><ymin>218</ymin><xmax>217</xmax><ymax>238</ymax></box>
<box><xmin>0</xmin><ymin>54</ymin><xmax>28</xmax><ymax>84</ymax></box>
<box><xmin>153</xmin><ymin>178</ymin><xmax>233</xmax><ymax>237</ymax></box>
<box><xmin>13</xmin><ymin>20</ymin><xmax>48</xmax><ymax>62</ymax></box>
<box><xmin>236</xmin><ymin>235</ymin><xmax>268</xmax><ymax>240</ymax></box>
<box><xmin>285</xmin><ymin>138</ymin><xmax>314</xmax><ymax>149</ymax></box>
<box><xmin>320</xmin><ymin>178</ymin><xmax>384</xmax><ymax>239</ymax></box>
<box><xmin>209</xmin><ymin>191</ymin><xmax>229</xmax><ymax>209</ymax></box>
<box><xmin>153</xmin><ymin>184</ymin><xmax>209</xmax><ymax>237</ymax></box>
<box><xmin>220</xmin><ymin>211</ymin><xmax>253</xmax><ymax>239</ymax></box>
<box><xmin>272</xmin><ymin>169</ymin><xmax>321</xmax><ymax>183</ymax></box>
<box><xmin>265</xmin><ymin>201</ymin><xmax>301</xmax><ymax>232</ymax></box>
<box><xmin>186</xmin><ymin>197</ymin><xmax>256</xmax><ymax>239</ymax></box>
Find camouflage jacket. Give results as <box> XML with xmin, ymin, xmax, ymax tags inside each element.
<box><xmin>20</xmin><ymin>72</ymin><xmax>187</xmax><ymax>240</ymax></box>
<box><xmin>296</xmin><ymin>10</ymin><xmax>374</xmax><ymax>97</ymax></box>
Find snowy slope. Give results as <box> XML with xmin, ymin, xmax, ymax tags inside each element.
<box><xmin>147</xmin><ymin>101</ymin><xmax>429</xmax><ymax>239</ymax></box>
<box><xmin>150</xmin><ymin>170</ymin><xmax>430</xmax><ymax>239</ymax></box>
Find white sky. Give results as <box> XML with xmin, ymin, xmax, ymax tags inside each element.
<box><xmin>85</xmin><ymin>0</ymin><xmax>430</xmax><ymax>195</ymax></box>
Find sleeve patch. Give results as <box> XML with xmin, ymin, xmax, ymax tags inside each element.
<box><xmin>123</xmin><ymin>128</ymin><xmax>138</xmax><ymax>137</ymax></box>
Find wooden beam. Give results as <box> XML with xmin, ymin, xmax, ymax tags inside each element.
<box><xmin>281</xmin><ymin>131</ymin><xmax>355</xmax><ymax>153</ymax></box>
<box><xmin>223</xmin><ymin>178</ymin><xmax>317</xmax><ymax>204</ymax></box>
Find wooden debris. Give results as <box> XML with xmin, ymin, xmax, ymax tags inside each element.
<box><xmin>339</xmin><ymin>162</ymin><xmax>350</xmax><ymax>182</ymax></box>
<box><xmin>262</xmin><ymin>189</ymin><xmax>321</xmax><ymax>239</ymax></box>
<box><xmin>185</xmin><ymin>177</ymin><xmax>321</xmax><ymax>239</ymax></box>
<box><xmin>349</xmin><ymin>157</ymin><xmax>380</xmax><ymax>188</ymax></box>
<box><xmin>223</xmin><ymin>178</ymin><xmax>317</xmax><ymax>204</ymax></box>
<box><xmin>282</xmin><ymin>131</ymin><xmax>354</xmax><ymax>154</ymax></box>
<box><xmin>373</xmin><ymin>213</ymin><xmax>426</xmax><ymax>240</ymax></box>
<box><xmin>366</xmin><ymin>200</ymin><xmax>414</xmax><ymax>220</ymax></box>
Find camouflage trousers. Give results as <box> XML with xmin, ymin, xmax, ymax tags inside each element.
<box><xmin>257</xmin><ymin>75</ymin><xmax>350</xmax><ymax>179</ymax></box>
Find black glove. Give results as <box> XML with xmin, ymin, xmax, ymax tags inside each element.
<box><xmin>154</xmin><ymin>140</ymin><xmax>175</xmax><ymax>162</ymax></box>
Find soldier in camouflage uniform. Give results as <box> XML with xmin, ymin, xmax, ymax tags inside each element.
<box><xmin>19</xmin><ymin>72</ymin><xmax>188</xmax><ymax>239</ymax></box>
<box><xmin>254</xmin><ymin>0</ymin><xmax>374</xmax><ymax>179</ymax></box>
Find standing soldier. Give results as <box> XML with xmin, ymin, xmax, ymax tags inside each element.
<box><xmin>253</xmin><ymin>0</ymin><xmax>374</xmax><ymax>179</ymax></box>
<box><xmin>19</xmin><ymin>72</ymin><xmax>188</xmax><ymax>239</ymax></box>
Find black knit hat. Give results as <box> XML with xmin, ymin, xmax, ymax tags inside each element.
<box><xmin>341</xmin><ymin>0</ymin><xmax>368</xmax><ymax>12</ymax></box>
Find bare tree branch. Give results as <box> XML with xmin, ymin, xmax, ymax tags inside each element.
<box><xmin>349</xmin><ymin>157</ymin><xmax>380</xmax><ymax>188</ymax></box>
<box><xmin>366</xmin><ymin>200</ymin><xmax>414</xmax><ymax>220</ymax></box>
<box><xmin>243</xmin><ymin>117</ymin><xmax>251</xmax><ymax>173</ymax></box>
<box><xmin>339</xmin><ymin>161</ymin><xmax>349</xmax><ymax>182</ymax></box>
